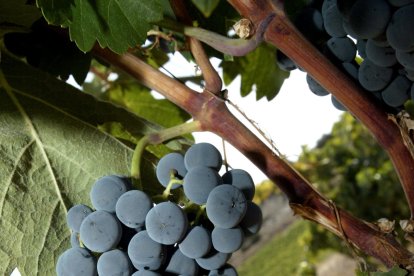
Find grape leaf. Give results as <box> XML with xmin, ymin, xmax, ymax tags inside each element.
<box><xmin>105</xmin><ymin>84</ymin><xmax>191</xmax><ymax>128</ymax></box>
<box><xmin>35</xmin><ymin>0</ymin><xmax>73</xmax><ymax>25</ymax></box>
<box><xmin>0</xmin><ymin>53</ymin><xmax>164</xmax><ymax>275</ymax></box>
<box><xmin>60</xmin><ymin>0</ymin><xmax>165</xmax><ymax>54</ymax></box>
<box><xmin>221</xmin><ymin>45</ymin><xmax>290</xmax><ymax>101</ymax></box>
<box><xmin>0</xmin><ymin>0</ymin><xmax>42</xmax><ymax>28</ymax></box>
<box><xmin>191</xmin><ymin>0</ymin><xmax>220</xmax><ymax>17</ymax></box>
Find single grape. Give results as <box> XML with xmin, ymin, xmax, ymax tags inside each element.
<box><xmin>206</xmin><ymin>184</ymin><xmax>247</xmax><ymax>229</ymax></box>
<box><xmin>115</xmin><ymin>190</ymin><xmax>153</xmax><ymax>228</ymax></box>
<box><xmin>347</xmin><ymin>0</ymin><xmax>391</xmax><ymax>39</ymax></box>
<box><xmin>70</xmin><ymin>232</ymin><xmax>80</xmax><ymax>248</ymax></box>
<box><xmin>212</xmin><ymin>227</ymin><xmax>244</xmax><ymax>253</ymax></box>
<box><xmin>326</xmin><ymin>37</ymin><xmax>357</xmax><ymax>63</ymax></box>
<box><xmin>322</xmin><ymin>3</ymin><xmax>347</xmax><ymax>37</ymax></box>
<box><xmin>97</xmin><ymin>249</ymin><xmax>132</xmax><ymax>276</ymax></box>
<box><xmin>90</xmin><ymin>175</ymin><xmax>130</xmax><ymax>212</ymax></box>
<box><xmin>128</xmin><ymin>230</ymin><xmax>165</xmax><ymax>271</ymax></box>
<box><xmin>386</xmin><ymin>4</ymin><xmax>414</xmax><ymax>52</ymax></box>
<box><xmin>165</xmin><ymin>249</ymin><xmax>199</xmax><ymax>275</ymax></box>
<box><xmin>331</xmin><ymin>96</ymin><xmax>347</xmax><ymax>111</ymax></box>
<box><xmin>358</xmin><ymin>59</ymin><xmax>394</xmax><ymax>91</ymax></box>
<box><xmin>156</xmin><ymin>152</ymin><xmax>187</xmax><ymax>188</ymax></box>
<box><xmin>240</xmin><ymin>201</ymin><xmax>263</xmax><ymax>236</ymax></box>
<box><xmin>66</xmin><ymin>204</ymin><xmax>93</xmax><ymax>232</ymax></box>
<box><xmin>306</xmin><ymin>74</ymin><xmax>330</xmax><ymax>96</ymax></box>
<box><xmin>196</xmin><ymin>250</ymin><xmax>231</xmax><ymax>270</ymax></box>
<box><xmin>222</xmin><ymin>169</ymin><xmax>255</xmax><ymax>201</ymax></box>
<box><xmin>276</xmin><ymin>50</ymin><xmax>297</xmax><ymax>71</ymax></box>
<box><xmin>56</xmin><ymin>247</ymin><xmax>97</xmax><ymax>276</ymax></box>
<box><xmin>366</xmin><ymin>40</ymin><xmax>397</xmax><ymax>67</ymax></box>
<box><xmin>184</xmin><ymin>143</ymin><xmax>223</xmax><ymax>170</ymax></box>
<box><xmin>179</xmin><ymin>226</ymin><xmax>212</xmax><ymax>259</ymax></box>
<box><xmin>145</xmin><ymin>201</ymin><xmax>188</xmax><ymax>245</ymax></box>
<box><xmin>381</xmin><ymin>75</ymin><xmax>411</xmax><ymax>107</ymax></box>
<box><xmin>183</xmin><ymin>166</ymin><xmax>222</xmax><ymax>205</ymax></box>
<box><xmin>79</xmin><ymin>210</ymin><xmax>122</xmax><ymax>253</ymax></box>
<box><xmin>208</xmin><ymin>264</ymin><xmax>238</xmax><ymax>276</ymax></box>
<box><xmin>396</xmin><ymin>50</ymin><xmax>414</xmax><ymax>71</ymax></box>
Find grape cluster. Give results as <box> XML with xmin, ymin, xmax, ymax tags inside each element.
<box><xmin>56</xmin><ymin>143</ymin><xmax>263</xmax><ymax>275</ymax></box>
<box><xmin>278</xmin><ymin>0</ymin><xmax>414</xmax><ymax>112</ymax></box>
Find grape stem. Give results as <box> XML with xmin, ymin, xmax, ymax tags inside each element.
<box><xmin>130</xmin><ymin>120</ymin><xmax>202</xmax><ymax>186</ymax></box>
<box><xmin>169</xmin><ymin>0</ymin><xmax>223</xmax><ymax>95</ymax></box>
<box><xmin>156</xmin><ymin>13</ymin><xmax>275</xmax><ymax>57</ymax></box>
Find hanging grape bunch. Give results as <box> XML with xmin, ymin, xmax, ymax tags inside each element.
<box><xmin>56</xmin><ymin>143</ymin><xmax>263</xmax><ymax>275</ymax></box>
<box><xmin>277</xmin><ymin>0</ymin><xmax>414</xmax><ymax>112</ymax></box>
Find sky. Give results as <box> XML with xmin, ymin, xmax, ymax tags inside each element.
<box><xmin>160</xmin><ymin>54</ymin><xmax>344</xmax><ymax>183</ymax></box>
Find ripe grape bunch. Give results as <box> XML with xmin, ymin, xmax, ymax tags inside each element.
<box><xmin>278</xmin><ymin>0</ymin><xmax>414</xmax><ymax>112</ymax></box>
<box><xmin>56</xmin><ymin>143</ymin><xmax>263</xmax><ymax>275</ymax></box>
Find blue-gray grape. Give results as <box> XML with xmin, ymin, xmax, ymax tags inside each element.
<box><xmin>56</xmin><ymin>247</ymin><xmax>97</xmax><ymax>276</ymax></box>
<box><xmin>90</xmin><ymin>175</ymin><xmax>130</xmax><ymax>212</ymax></box>
<box><xmin>79</xmin><ymin>210</ymin><xmax>122</xmax><ymax>253</ymax></box>
<box><xmin>331</xmin><ymin>95</ymin><xmax>347</xmax><ymax>111</ymax></box>
<box><xmin>145</xmin><ymin>201</ymin><xmax>188</xmax><ymax>245</ymax></box>
<box><xmin>212</xmin><ymin>227</ymin><xmax>244</xmax><ymax>253</ymax></box>
<box><xmin>294</xmin><ymin>7</ymin><xmax>325</xmax><ymax>42</ymax></box>
<box><xmin>209</xmin><ymin>264</ymin><xmax>238</xmax><ymax>276</ymax></box>
<box><xmin>358</xmin><ymin>59</ymin><xmax>394</xmax><ymax>91</ymax></box>
<box><xmin>97</xmin><ymin>249</ymin><xmax>132</xmax><ymax>276</ymax></box>
<box><xmin>128</xmin><ymin>230</ymin><xmax>165</xmax><ymax>271</ymax></box>
<box><xmin>222</xmin><ymin>169</ymin><xmax>255</xmax><ymax>201</ymax></box>
<box><xmin>196</xmin><ymin>250</ymin><xmax>231</xmax><ymax>270</ymax></box>
<box><xmin>240</xmin><ymin>201</ymin><xmax>263</xmax><ymax>236</ymax></box>
<box><xmin>165</xmin><ymin>249</ymin><xmax>199</xmax><ymax>275</ymax></box>
<box><xmin>357</xmin><ymin>39</ymin><xmax>367</xmax><ymax>58</ymax></box>
<box><xmin>326</xmin><ymin>37</ymin><xmax>357</xmax><ymax>62</ymax></box>
<box><xmin>179</xmin><ymin>226</ymin><xmax>212</xmax><ymax>259</ymax></box>
<box><xmin>156</xmin><ymin>152</ymin><xmax>187</xmax><ymax>188</ymax></box>
<box><xmin>115</xmin><ymin>190</ymin><xmax>153</xmax><ymax>228</ymax></box>
<box><xmin>322</xmin><ymin>2</ymin><xmax>346</xmax><ymax>38</ymax></box>
<box><xmin>366</xmin><ymin>39</ymin><xmax>397</xmax><ymax>67</ymax></box>
<box><xmin>184</xmin><ymin>143</ymin><xmax>223</xmax><ymax>170</ymax></box>
<box><xmin>306</xmin><ymin>75</ymin><xmax>330</xmax><ymax>96</ymax></box>
<box><xmin>347</xmin><ymin>0</ymin><xmax>391</xmax><ymax>39</ymax></box>
<box><xmin>386</xmin><ymin>4</ymin><xmax>414</xmax><ymax>52</ymax></box>
<box><xmin>206</xmin><ymin>185</ymin><xmax>247</xmax><ymax>229</ymax></box>
<box><xmin>66</xmin><ymin>204</ymin><xmax>93</xmax><ymax>232</ymax></box>
<box><xmin>381</xmin><ymin>75</ymin><xmax>411</xmax><ymax>107</ymax></box>
<box><xmin>183</xmin><ymin>166</ymin><xmax>222</xmax><ymax>204</ymax></box>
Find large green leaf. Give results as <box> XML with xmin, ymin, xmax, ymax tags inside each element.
<box><xmin>221</xmin><ymin>44</ymin><xmax>290</xmax><ymax>101</ymax></box>
<box><xmin>0</xmin><ymin>0</ymin><xmax>42</xmax><ymax>28</ymax></box>
<box><xmin>36</xmin><ymin>0</ymin><xmax>73</xmax><ymax>25</ymax></box>
<box><xmin>38</xmin><ymin>0</ymin><xmax>165</xmax><ymax>54</ymax></box>
<box><xmin>0</xmin><ymin>53</ymin><xmax>163</xmax><ymax>275</ymax></box>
